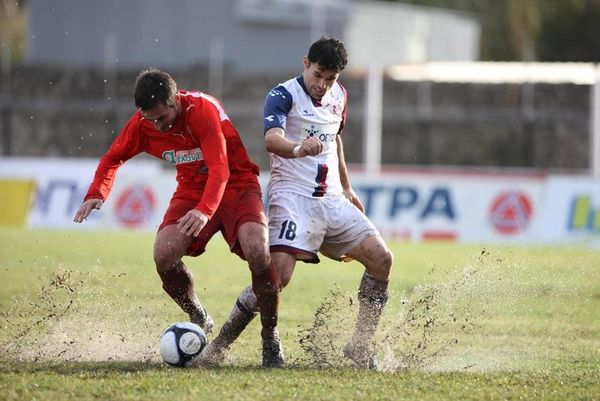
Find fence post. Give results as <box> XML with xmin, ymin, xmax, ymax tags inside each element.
<box><xmin>363</xmin><ymin>63</ymin><xmax>382</xmax><ymax>175</ymax></box>
<box><xmin>1</xmin><ymin>26</ymin><xmax>12</xmax><ymax>156</ymax></box>
<box><xmin>591</xmin><ymin>64</ymin><xmax>600</xmax><ymax>178</ymax></box>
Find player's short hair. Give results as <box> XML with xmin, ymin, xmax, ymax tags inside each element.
<box><xmin>307</xmin><ymin>37</ymin><xmax>348</xmax><ymax>72</ymax></box>
<box><xmin>134</xmin><ymin>68</ymin><xmax>178</xmax><ymax>110</ymax></box>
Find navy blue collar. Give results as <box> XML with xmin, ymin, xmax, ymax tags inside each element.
<box><xmin>296</xmin><ymin>75</ymin><xmax>322</xmax><ymax>107</ymax></box>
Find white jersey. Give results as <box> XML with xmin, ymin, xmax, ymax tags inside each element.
<box><xmin>263</xmin><ymin>76</ymin><xmax>347</xmax><ymax>198</ymax></box>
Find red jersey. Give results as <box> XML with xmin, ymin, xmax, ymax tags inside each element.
<box><xmin>84</xmin><ymin>90</ymin><xmax>260</xmax><ymax>218</ymax></box>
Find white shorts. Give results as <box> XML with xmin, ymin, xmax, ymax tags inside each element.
<box><xmin>268</xmin><ymin>191</ymin><xmax>379</xmax><ymax>263</ymax></box>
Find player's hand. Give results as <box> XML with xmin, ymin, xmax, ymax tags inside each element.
<box><xmin>177</xmin><ymin>209</ymin><xmax>209</xmax><ymax>237</ymax></box>
<box><xmin>73</xmin><ymin>198</ymin><xmax>103</xmax><ymax>223</ymax></box>
<box><xmin>343</xmin><ymin>188</ymin><xmax>365</xmax><ymax>213</ymax></box>
<box><xmin>299</xmin><ymin>136</ymin><xmax>323</xmax><ymax>157</ymax></box>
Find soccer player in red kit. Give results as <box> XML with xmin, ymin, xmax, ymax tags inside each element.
<box><xmin>73</xmin><ymin>68</ymin><xmax>283</xmax><ymax>368</ymax></box>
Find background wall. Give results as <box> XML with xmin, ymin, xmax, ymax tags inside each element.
<box><xmin>0</xmin><ymin>66</ymin><xmax>590</xmax><ymax>172</ymax></box>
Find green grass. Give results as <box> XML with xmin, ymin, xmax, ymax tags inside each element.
<box><xmin>1</xmin><ymin>228</ymin><xmax>599</xmax><ymax>401</ymax></box>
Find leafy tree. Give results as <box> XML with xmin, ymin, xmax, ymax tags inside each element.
<box><xmin>537</xmin><ymin>0</ymin><xmax>600</xmax><ymax>61</ymax></box>
<box><xmin>385</xmin><ymin>0</ymin><xmax>600</xmax><ymax>62</ymax></box>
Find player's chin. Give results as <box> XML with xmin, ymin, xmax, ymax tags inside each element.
<box><xmin>310</xmin><ymin>89</ymin><xmax>325</xmax><ymax>99</ymax></box>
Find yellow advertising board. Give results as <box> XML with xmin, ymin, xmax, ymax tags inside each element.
<box><xmin>0</xmin><ymin>179</ymin><xmax>36</xmax><ymax>227</ymax></box>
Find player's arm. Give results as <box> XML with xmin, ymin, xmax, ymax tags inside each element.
<box><xmin>190</xmin><ymin>103</ymin><xmax>230</xmax><ymax>218</ymax></box>
<box><xmin>74</xmin><ymin>116</ymin><xmax>142</xmax><ymax>223</ymax></box>
<box><xmin>73</xmin><ymin>198</ymin><xmax>104</xmax><ymax>223</ymax></box>
<box><xmin>265</xmin><ymin>128</ymin><xmax>322</xmax><ymax>158</ymax></box>
<box><xmin>177</xmin><ymin>102</ymin><xmax>230</xmax><ymax>236</ymax></box>
<box><xmin>337</xmin><ymin>134</ymin><xmax>364</xmax><ymax>213</ymax></box>
<box><xmin>263</xmin><ymin>85</ymin><xmax>321</xmax><ymax>158</ymax></box>
<box><xmin>334</xmin><ymin>83</ymin><xmax>363</xmax><ymax>211</ymax></box>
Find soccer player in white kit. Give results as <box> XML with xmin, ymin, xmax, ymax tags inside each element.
<box><xmin>202</xmin><ymin>37</ymin><xmax>393</xmax><ymax>369</ymax></box>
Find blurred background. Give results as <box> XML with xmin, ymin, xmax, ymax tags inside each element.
<box><xmin>1</xmin><ymin>0</ymin><xmax>600</xmax><ymax>245</ymax></box>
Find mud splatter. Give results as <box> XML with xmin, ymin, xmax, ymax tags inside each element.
<box><xmin>297</xmin><ymin>249</ymin><xmax>511</xmax><ymax>371</ymax></box>
<box><xmin>0</xmin><ymin>267</ymin><xmax>163</xmax><ymax>363</ymax></box>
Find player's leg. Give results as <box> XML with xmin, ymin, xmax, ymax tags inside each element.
<box><xmin>154</xmin><ymin>224</ymin><xmax>214</xmax><ymax>333</ymax></box>
<box><xmin>206</xmin><ymin>251</ymin><xmax>297</xmax><ymax>354</ymax></box>
<box><xmin>343</xmin><ymin>234</ymin><xmax>393</xmax><ymax>369</ymax></box>
<box><xmin>204</xmin><ymin>190</ymin><xmax>315</xmax><ymax>366</ymax></box>
<box><xmin>203</xmin><ymin>251</ymin><xmax>296</xmax><ymax>367</ymax></box>
<box><xmin>237</xmin><ymin>221</ymin><xmax>278</xmax><ymax>331</ymax></box>
<box><xmin>238</xmin><ymin>220</ymin><xmax>286</xmax><ymax>368</ymax></box>
<box><xmin>320</xmin><ymin>197</ymin><xmax>393</xmax><ymax>368</ymax></box>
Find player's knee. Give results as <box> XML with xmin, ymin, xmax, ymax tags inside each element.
<box><xmin>365</xmin><ymin>245</ymin><xmax>393</xmax><ymax>280</ymax></box>
<box><xmin>246</xmin><ymin>249</ymin><xmax>271</xmax><ymax>275</ymax></box>
<box><xmin>154</xmin><ymin>248</ymin><xmax>177</xmax><ymax>273</ymax></box>
<box><xmin>242</xmin><ymin>238</ymin><xmax>271</xmax><ymax>274</ymax></box>
<box><xmin>270</xmin><ymin>253</ymin><xmax>295</xmax><ymax>289</ymax></box>
<box><xmin>239</xmin><ymin>222</ymin><xmax>270</xmax><ymax>272</ymax></box>
<box><xmin>381</xmin><ymin>247</ymin><xmax>393</xmax><ymax>271</ymax></box>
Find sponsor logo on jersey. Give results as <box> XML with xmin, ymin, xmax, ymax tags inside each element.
<box><xmin>302</xmin><ymin>109</ymin><xmax>315</xmax><ymax>117</ymax></box>
<box><xmin>302</xmin><ymin>124</ymin><xmax>337</xmax><ymax>142</ymax></box>
<box><xmin>303</xmin><ymin>124</ymin><xmax>320</xmax><ymax>137</ymax></box>
<box><xmin>317</xmin><ymin>132</ymin><xmax>337</xmax><ymax>142</ymax></box>
<box><xmin>327</xmin><ymin>100</ymin><xmax>344</xmax><ymax>116</ymax></box>
<box><xmin>162</xmin><ymin>148</ymin><xmax>203</xmax><ymax>164</ymax></box>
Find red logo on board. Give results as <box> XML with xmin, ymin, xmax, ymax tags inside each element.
<box><xmin>114</xmin><ymin>185</ymin><xmax>157</xmax><ymax>228</ymax></box>
<box><xmin>489</xmin><ymin>191</ymin><xmax>533</xmax><ymax>235</ymax></box>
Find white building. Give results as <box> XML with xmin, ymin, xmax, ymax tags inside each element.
<box><xmin>25</xmin><ymin>0</ymin><xmax>480</xmax><ymax>73</ymax></box>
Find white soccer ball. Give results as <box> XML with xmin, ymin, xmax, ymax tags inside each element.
<box><xmin>159</xmin><ymin>322</ymin><xmax>207</xmax><ymax>367</ymax></box>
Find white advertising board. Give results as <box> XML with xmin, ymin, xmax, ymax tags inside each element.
<box><xmin>0</xmin><ymin>157</ymin><xmax>167</xmax><ymax>229</ymax></box>
<box><xmin>4</xmin><ymin>158</ymin><xmax>585</xmax><ymax>246</ymax></box>
<box><xmin>538</xmin><ymin>176</ymin><xmax>600</xmax><ymax>245</ymax></box>
<box><xmin>101</xmin><ymin>173</ymin><xmax>176</xmax><ymax>231</ymax></box>
<box><xmin>348</xmin><ymin>171</ymin><xmax>544</xmax><ymax>243</ymax></box>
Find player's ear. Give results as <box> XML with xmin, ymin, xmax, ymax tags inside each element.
<box><xmin>303</xmin><ymin>56</ymin><xmax>310</xmax><ymax>70</ymax></box>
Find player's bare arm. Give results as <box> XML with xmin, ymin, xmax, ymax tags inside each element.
<box><xmin>73</xmin><ymin>198</ymin><xmax>104</xmax><ymax>223</ymax></box>
<box><xmin>177</xmin><ymin>209</ymin><xmax>209</xmax><ymax>237</ymax></box>
<box><xmin>265</xmin><ymin>127</ymin><xmax>323</xmax><ymax>158</ymax></box>
<box><xmin>336</xmin><ymin>135</ymin><xmax>364</xmax><ymax>213</ymax></box>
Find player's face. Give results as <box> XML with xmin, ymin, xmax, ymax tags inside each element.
<box><xmin>140</xmin><ymin>102</ymin><xmax>178</xmax><ymax>132</ymax></box>
<box><xmin>302</xmin><ymin>57</ymin><xmax>339</xmax><ymax>100</ymax></box>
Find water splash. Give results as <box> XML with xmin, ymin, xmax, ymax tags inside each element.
<box><xmin>0</xmin><ymin>267</ymin><xmax>162</xmax><ymax>363</ymax></box>
<box><xmin>297</xmin><ymin>249</ymin><xmax>513</xmax><ymax>371</ymax></box>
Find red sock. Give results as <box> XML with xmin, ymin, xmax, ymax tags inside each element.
<box><xmin>251</xmin><ymin>265</ymin><xmax>280</xmax><ymax>332</ymax></box>
<box><xmin>158</xmin><ymin>261</ymin><xmax>201</xmax><ymax>317</ymax></box>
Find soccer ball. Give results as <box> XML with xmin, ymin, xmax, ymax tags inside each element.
<box><xmin>159</xmin><ymin>322</ymin><xmax>207</xmax><ymax>367</ymax></box>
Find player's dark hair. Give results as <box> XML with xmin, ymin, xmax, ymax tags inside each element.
<box><xmin>134</xmin><ymin>68</ymin><xmax>178</xmax><ymax>110</ymax></box>
<box><xmin>307</xmin><ymin>37</ymin><xmax>348</xmax><ymax>72</ymax></box>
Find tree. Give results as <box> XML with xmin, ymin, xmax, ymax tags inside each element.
<box><xmin>0</xmin><ymin>0</ymin><xmax>26</xmax><ymax>65</ymax></box>
<box><xmin>537</xmin><ymin>0</ymin><xmax>600</xmax><ymax>62</ymax></box>
<box><xmin>383</xmin><ymin>0</ymin><xmax>600</xmax><ymax>62</ymax></box>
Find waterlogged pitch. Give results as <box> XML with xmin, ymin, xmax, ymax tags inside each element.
<box><xmin>0</xmin><ymin>228</ymin><xmax>599</xmax><ymax>400</ymax></box>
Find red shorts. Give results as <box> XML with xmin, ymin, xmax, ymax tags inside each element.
<box><xmin>159</xmin><ymin>179</ymin><xmax>267</xmax><ymax>260</ymax></box>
